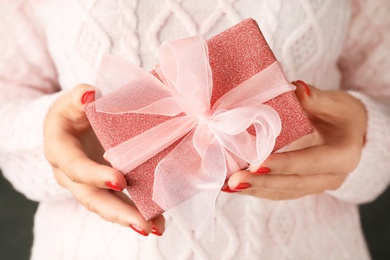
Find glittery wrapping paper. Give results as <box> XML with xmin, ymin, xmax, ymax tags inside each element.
<box><xmin>85</xmin><ymin>18</ymin><xmax>313</xmax><ymax>221</ymax></box>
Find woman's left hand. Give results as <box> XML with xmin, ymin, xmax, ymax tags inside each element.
<box><xmin>222</xmin><ymin>81</ymin><xmax>367</xmax><ymax>200</ymax></box>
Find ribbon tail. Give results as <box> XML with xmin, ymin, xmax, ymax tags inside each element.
<box><xmin>153</xmin><ymin>131</ymin><xmax>226</xmax><ymax>239</ymax></box>
<box><xmin>167</xmin><ymin>184</ymin><xmax>220</xmax><ymax>240</ymax></box>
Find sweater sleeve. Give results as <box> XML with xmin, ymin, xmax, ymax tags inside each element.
<box><xmin>0</xmin><ymin>1</ymin><xmax>72</xmax><ymax>201</ymax></box>
<box><xmin>327</xmin><ymin>0</ymin><xmax>390</xmax><ymax>204</ymax></box>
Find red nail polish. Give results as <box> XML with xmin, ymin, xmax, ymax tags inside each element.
<box><xmin>296</xmin><ymin>80</ymin><xmax>310</xmax><ymax>96</ymax></box>
<box><xmin>151</xmin><ymin>227</ymin><xmax>163</xmax><ymax>236</ymax></box>
<box><xmin>232</xmin><ymin>183</ymin><xmax>251</xmax><ymax>191</ymax></box>
<box><xmin>129</xmin><ymin>224</ymin><xmax>148</xmax><ymax>236</ymax></box>
<box><xmin>81</xmin><ymin>91</ymin><xmax>95</xmax><ymax>104</ymax></box>
<box><xmin>221</xmin><ymin>185</ymin><xmax>238</xmax><ymax>193</ymax></box>
<box><xmin>105</xmin><ymin>181</ymin><xmax>123</xmax><ymax>191</ymax></box>
<box><xmin>255</xmin><ymin>167</ymin><xmax>271</xmax><ymax>175</ymax></box>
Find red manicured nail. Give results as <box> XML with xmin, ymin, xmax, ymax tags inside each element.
<box><xmin>129</xmin><ymin>224</ymin><xmax>148</xmax><ymax>236</ymax></box>
<box><xmin>296</xmin><ymin>80</ymin><xmax>310</xmax><ymax>96</ymax></box>
<box><xmin>255</xmin><ymin>167</ymin><xmax>271</xmax><ymax>175</ymax></box>
<box><xmin>232</xmin><ymin>183</ymin><xmax>251</xmax><ymax>191</ymax></box>
<box><xmin>81</xmin><ymin>91</ymin><xmax>95</xmax><ymax>104</ymax></box>
<box><xmin>151</xmin><ymin>227</ymin><xmax>163</xmax><ymax>236</ymax></box>
<box><xmin>221</xmin><ymin>185</ymin><xmax>238</xmax><ymax>193</ymax></box>
<box><xmin>105</xmin><ymin>181</ymin><xmax>123</xmax><ymax>191</ymax></box>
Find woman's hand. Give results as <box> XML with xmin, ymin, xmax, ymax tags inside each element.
<box><xmin>44</xmin><ymin>84</ymin><xmax>165</xmax><ymax>236</ymax></box>
<box><xmin>223</xmin><ymin>81</ymin><xmax>367</xmax><ymax>200</ymax></box>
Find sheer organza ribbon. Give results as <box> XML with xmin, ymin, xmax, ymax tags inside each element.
<box><xmin>95</xmin><ymin>36</ymin><xmax>294</xmax><ymax>238</ymax></box>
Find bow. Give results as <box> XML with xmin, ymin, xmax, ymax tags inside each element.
<box><xmin>95</xmin><ymin>36</ymin><xmax>294</xmax><ymax>238</ymax></box>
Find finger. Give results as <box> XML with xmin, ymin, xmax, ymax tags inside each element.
<box><xmin>46</xmin><ymin>93</ymin><xmax>125</xmax><ymax>190</ymax></box>
<box><xmin>48</xmin><ymin>127</ymin><xmax>125</xmax><ymax>190</ymax></box>
<box><xmin>46</xmin><ymin>84</ymin><xmax>95</xmax><ymax>127</ymax></box>
<box><xmin>241</xmin><ymin>189</ymin><xmax>308</xmax><ymax>201</ymax></box>
<box><xmin>151</xmin><ymin>215</ymin><xmax>166</xmax><ymax>236</ymax></box>
<box><xmin>114</xmin><ymin>190</ymin><xmax>166</xmax><ymax>236</ymax></box>
<box><xmin>48</xmin><ymin>142</ymin><xmax>127</xmax><ymax>192</ymax></box>
<box><xmin>227</xmin><ymin>170</ymin><xmax>345</xmax><ymax>194</ymax></box>
<box><xmin>44</xmin><ymin>84</ymin><xmax>96</xmax><ymax>159</ymax></box>
<box><xmin>293</xmin><ymin>80</ymin><xmax>334</xmax><ymax>120</ymax></box>
<box><xmin>293</xmin><ymin>80</ymin><xmax>351</xmax><ymax>126</ymax></box>
<box><xmin>59</xmin><ymin>142</ymin><xmax>126</xmax><ymax>190</ymax></box>
<box><xmin>293</xmin><ymin>81</ymin><xmax>365</xmax><ymax>129</ymax></box>
<box><xmin>46</xmin><ymin>132</ymin><xmax>125</xmax><ymax>190</ymax></box>
<box><xmin>84</xmin><ymin>189</ymin><xmax>153</xmax><ymax>235</ymax></box>
<box><xmin>115</xmin><ymin>190</ymin><xmax>166</xmax><ymax>236</ymax></box>
<box><xmin>57</xmin><ymin>170</ymin><xmax>153</xmax><ymax>236</ymax></box>
<box><xmin>253</xmin><ymin>142</ymin><xmax>359</xmax><ymax>176</ymax></box>
<box><xmin>65</xmin><ymin>84</ymin><xmax>96</xmax><ymax>125</ymax></box>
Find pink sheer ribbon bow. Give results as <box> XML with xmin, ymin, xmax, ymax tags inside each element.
<box><xmin>95</xmin><ymin>36</ymin><xmax>295</xmax><ymax>238</ymax></box>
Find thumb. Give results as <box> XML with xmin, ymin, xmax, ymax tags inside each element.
<box><xmin>293</xmin><ymin>80</ymin><xmax>318</xmax><ymax>113</ymax></box>
<box><xmin>64</xmin><ymin>84</ymin><xmax>96</xmax><ymax>123</ymax></box>
<box><xmin>292</xmin><ymin>80</ymin><xmax>334</xmax><ymax>120</ymax></box>
<box><xmin>71</xmin><ymin>84</ymin><xmax>96</xmax><ymax>112</ymax></box>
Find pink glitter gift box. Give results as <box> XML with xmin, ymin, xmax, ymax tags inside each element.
<box><xmin>85</xmin><ymin>18</ymin><xmax>313</xmax><ymax>221</ymax></box>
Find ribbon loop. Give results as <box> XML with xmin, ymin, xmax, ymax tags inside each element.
<box><xmin>95</xmin><ymin>36</ymin><xmax>294</xmax><ymax>238</ymax></box>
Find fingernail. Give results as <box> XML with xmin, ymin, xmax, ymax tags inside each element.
<box><xmin>105</xmin><ymin>181</ymin><xmax>123</xmax><ymax>191</ymax></box>
<box><xmin>232</xmin><ymin>183</ymin><xmax>251</xmax><ymax>191</ymax></box>
<box><xmin>129</xmin><ymin>224</ymin><xmax>148</xmax><ymax>236</ymax></box>
<box><xmin>81</xmin><ymin>91</ymin><xmax>95</xmax><ymax>104</ymax></box>
<box><xmin>151</xmin><ymin>227</ymin><xmax>163</xmax><ymax>236</ymax></box>
<box><xmin>255</xmin><ymin>167</ymin><xmax>271</xmax><ymax>175</ymax></box>
<box><xmin>221</xmin><ymin>184</ymin><xmax>238</xmax><ymax>193</ymax></box>
<box><xmin>296</xmin><ymin>80</ymin><xmax>310</xmax><ymax>96</ymax></box>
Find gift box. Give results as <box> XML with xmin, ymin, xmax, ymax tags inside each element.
<box><xmin>85</xmin><ymin>18</ymin><xmax>313</xmax><ymax>233</ymax></box>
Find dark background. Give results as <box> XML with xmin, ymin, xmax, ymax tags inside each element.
<box><xmin>1</xmin><ymin>172</ymin><xmax>390</xmax><ymax>260</ymax></box>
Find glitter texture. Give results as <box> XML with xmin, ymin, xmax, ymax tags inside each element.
<box><xmin>85</xmin><ymin>18</ymin><xmax>313</xmax><ymax>220</ymax></box>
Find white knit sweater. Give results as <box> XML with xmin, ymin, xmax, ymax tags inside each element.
<box><xmin>1</xmin><ymin>0</ymin><xmax>390</xmax><ymax>259</ymax></box>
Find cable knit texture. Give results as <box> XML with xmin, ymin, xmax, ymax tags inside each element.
<box><xmin>0</xmin><ymin>0</ymin><xmax>389</xmax><ymax>259</ymax></box>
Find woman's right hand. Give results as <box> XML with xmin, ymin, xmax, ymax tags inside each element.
<box><xmin>44</xmin><ymin>84</ymin><xmax>165</xmax><ymax>236</ymax></box>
